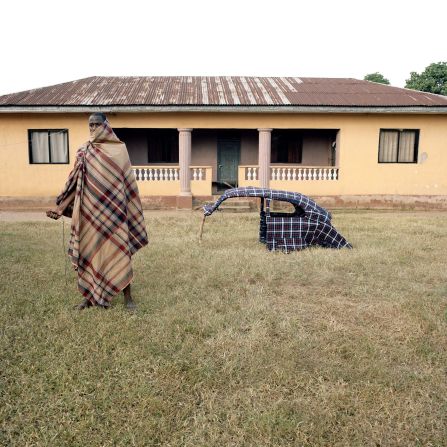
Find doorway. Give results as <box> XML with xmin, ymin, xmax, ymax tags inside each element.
<box><xmin>217</xmin><ymin>138</ymin><xmax>240</xmax><ymax>187</ymax></box>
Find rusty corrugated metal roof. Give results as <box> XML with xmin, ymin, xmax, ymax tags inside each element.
<box><xmin>1</xmin><ymin>76</ymin><xmax>447</xmax><ymax>107</ymax></box>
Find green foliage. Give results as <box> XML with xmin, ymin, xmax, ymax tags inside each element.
<box><xmin>364</xmin><ymin>72</ymin><xmax>390</xmax><ymax>84</ymax></box>
<box><xmin>405</xmin><ymin>62</ymin><xmax>447</xmax><ymax>95</ymax></box>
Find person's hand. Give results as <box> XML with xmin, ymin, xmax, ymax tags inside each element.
<box><xmin>46</xmin><ymin>209</ymin><xmax>62</xmax><ymax>220</ymax></box>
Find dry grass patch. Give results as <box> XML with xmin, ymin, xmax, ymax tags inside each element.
<box><xmin>1</xmin><ymin>211</ymin><xmax>446</xmax><ymax>446</ymax></box>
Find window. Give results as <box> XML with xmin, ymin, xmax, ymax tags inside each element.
<box><xmin>28</xmin><ymin>129</ymin><xmax>69</xmax><ymax>164</ymax></box>
<box><xmin>147</xmin><ymin>130</ymin><xmax>179</xmax><ymax>163</ymax></box>
<box><xmin>269</xmin><ymin>200</ymin><xmax>305</xmax><ymax>217</ymax></box>
<box><xmin>378</xmin><ymin>129</ymin><xmax>419</xmax><ymax>163</ymax></box>
<box><xmin>271</xmin><ymin>131</ymin><xmax>303</xmax><ymax>163</ymax></box>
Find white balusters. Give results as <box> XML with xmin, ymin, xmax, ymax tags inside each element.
<box><xmin>133</xmin><ymin>166</ymin><xmax>199</xmax><ymax>181</ymax></box>
<box><xmin>245</xmin><ymin>166</ymin><xmax>258</xmax><ymax>181</ymax></box>
<box><xmin>264</xmin><ymin>166</ymin><xmax>339</xmax><ymax>181</ymax></box>
<box><xmin>278</xmin><ymin>166</ymin><xmax>337</xmax><ymax>181</ymax></box>
<box><xmin>133</xmin><ymin>165</ymin><xmax>338</xmax><ymax>184</ymax></box>
<box><xmin>190</xmin><ymin>167</ymin><xmax>206</xmax><ymax>181</ymax></box>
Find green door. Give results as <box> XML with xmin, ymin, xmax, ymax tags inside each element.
<box><xmin>217</xmin><ymin>138</ymin><xmax>240</xmax><ymax>186</ymax></box>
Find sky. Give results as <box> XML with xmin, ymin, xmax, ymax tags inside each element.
<box><xmin>1</xmin><ymin>0</ymin><xmax>446</xmax><ymax>96</ymax></box>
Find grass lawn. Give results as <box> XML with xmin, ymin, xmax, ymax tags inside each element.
<box><xmin>1</xmin><ymin>210</ymin><xmax>446</xmax><ymax>446</ymax></box>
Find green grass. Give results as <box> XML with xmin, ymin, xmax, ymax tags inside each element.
<box><xmin>1</xmin><ymin>211</ymin><xmax>446</xmax><ymax>446</ymax></box>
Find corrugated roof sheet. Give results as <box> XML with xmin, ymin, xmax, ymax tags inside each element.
<box><xmin>1</xmin><ymin>76</ymin><xmax>447</xmax><ymax>107</ymax></box>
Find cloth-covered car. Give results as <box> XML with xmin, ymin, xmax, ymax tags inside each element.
<box><xmin>202</xmin><ymin>187</ymin><xmax>352</xmax><ymax>252</ymax></box>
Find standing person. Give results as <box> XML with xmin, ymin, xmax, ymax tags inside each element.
<box><xmin>46</xmin><ymin>113</ymin><xmax>148</xmax><ymax>310</ymax></box>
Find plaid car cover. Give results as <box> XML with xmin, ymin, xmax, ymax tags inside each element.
<box><xmin>56</xmin><ymin>122</ymin><xmax>148</xmax><ymax>306</ymax></box>
<box><xmin>203</xmin><ymin>187</ymin><xmax>351</xmax><ymax>252</ymax></box>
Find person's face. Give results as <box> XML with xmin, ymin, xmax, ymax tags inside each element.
<box><xmin>88</xmin><ymin>116</ymin><xmax>104</xmax><ymax>135</ymax></box>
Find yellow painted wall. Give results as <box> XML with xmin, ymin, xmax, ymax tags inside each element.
<box><xmin>191</xmin><ymin>132</ymin><xmax>217</xmax><ymax>181</ymax></box>
<box><xmin>0</xmin><ymin>112</ymin><xmax>446</xmax><ymax>197</ymax></box>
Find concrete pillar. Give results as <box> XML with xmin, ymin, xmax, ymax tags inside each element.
<box><xmin>335</xmin><ymin>130</ymin><xmax>340</xmax><ymax>167</ymax></box>
<box><xmin>258</xmin><ymin>128</ymin><xmax>272</xmax><ymax>188</ymax></box>
<box><xmin>177</xmin><ymin>128</ymin><xmax>193</xmax><ymax>209</ymax></box>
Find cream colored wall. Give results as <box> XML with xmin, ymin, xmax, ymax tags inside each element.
<box><xmin>301</xmin><ymin>134</ymin><xmax>332</xmax><ymax>165</ymax></box>
<box><xmin>122</xmin><ymin>131</ymin><xmax>148</xmax><ymax>165</ymax></box>
<box><xmin>240</xmin><ymin>131</ymin><xmax>258</xmax><ymax>165</ymax></box>
<box><xmin>0</xmin><ymin>114</ymin><xmax>88</xmax><ymax>197</ymax></box>
<box><xmin>191</xmin><ymin>131</ymin><xmax>217</xmax><ymax>181</ymax></box>
<box><xmin>1</xmin><ymin>112</ymin><xmax>446</xmax><ymax>197</ymax></box>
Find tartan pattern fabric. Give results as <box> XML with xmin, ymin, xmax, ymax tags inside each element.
<box><xmin>203</xmin><ymin>187</ymin><xmax>332</xmax><ymax>222</ymax></box>
<box><xmin>265</xmin><ymin>215</ymin><xmax>351</xmax><ymax>252</ymax></box>
<box><xmin>56</xmin><ymin>122</ymin><xmax>148</xmax><ymax>306</ymax></box>
<box><xmin>203</xmin><ymin>187</ymin><xmax>351</xmax><ymax>252</ymax></box>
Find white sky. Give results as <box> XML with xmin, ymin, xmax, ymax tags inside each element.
<box><xmin>1</xmin><ymin>0</ymin><xmax>446</xmax><ymax>96</ymax></box>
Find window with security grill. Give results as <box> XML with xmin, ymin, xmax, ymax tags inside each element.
<box><xmin>378</xmin><ymin>129</ymin><xmax>419</xmax><ymax>163</ymax></box>
<box><xmin>28</xmin><ymin>129</ymin><xmax>69</xmax><ymax>164</ymax></box>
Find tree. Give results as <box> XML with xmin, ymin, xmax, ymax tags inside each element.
<box><xmin>364</xmin><ymin>72</ymin><xmax>390</xmax><ymax>84</ymax></box>
<box><xmin>405</xmin><ymin>62</ymin><xmax>447</xmax><ymax>96</ymax></box>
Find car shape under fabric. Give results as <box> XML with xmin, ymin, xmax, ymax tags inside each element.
<box><xmin>202</xmin><ymin>187</ymin><xmax>352</xmax><ymax>252</ymax></box>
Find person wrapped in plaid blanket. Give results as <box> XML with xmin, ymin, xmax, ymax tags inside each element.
<box><xmin>46</xmin><ymin>113</ymin><xmax>148</xmax><ymax>310</ymax></box>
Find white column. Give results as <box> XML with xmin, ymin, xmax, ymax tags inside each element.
<box><xmin>258</xmin><ymin>128</ymin><xmax>272</xmax><ymax>188</ymax></box>
<box><xmin>178</xmin><ymin>128</ymin><xmax>192</xmax><ymax>196</ymax></box>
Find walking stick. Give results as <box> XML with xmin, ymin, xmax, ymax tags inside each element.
<box><xmin>198</xmin><ymin>214</ymin><xmax>206</xmax><ymax>243</ymax></box>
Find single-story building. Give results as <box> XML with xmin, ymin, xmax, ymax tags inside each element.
<box><xmin>1</xmin><ymin>76</ymin><xmax>447</xmax><ymax>209</ymax></box>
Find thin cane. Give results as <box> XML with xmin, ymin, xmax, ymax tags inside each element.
<box><xmin>62</xmin><ymin>217</ymin><xmax>68</xmax><ymax>286</ymax></box>
<box><xmin>198</xmin><ymin>214</ymin><xmax>206</xmax><ymax>242</ymax></box>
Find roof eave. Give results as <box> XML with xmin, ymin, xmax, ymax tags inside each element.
<box><xmin>1</xmin><ymin>105</ymin><xmax>447</xmax><ymax>114</ymax></box>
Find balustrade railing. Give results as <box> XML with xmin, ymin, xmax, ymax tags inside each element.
<box><xmin>245</xmin><ymin>166</ymin><xmax>259</xmax><ymax>181</ymax></box>
<box><xmin>241</xmin><ymin>165</ymin><xmax>339</xmax><ymax>182</ymax></box>
<box><xmin>273</xmin><ymin>166</ymin><xmax>340</xmax><ymax>181</ymax></box>
<box><xmin>132</xmin><ymin>166</ymin><xmax>207</xmax><ymax>181</ymax></box>
<box><xmin>191</xmin><ymin>167</ymin><xmax>207</xmax><ymax>181</ymax></box>
<box><xmin>271</xmin><ymin>166</ymin><xmax>338</xmax><ymax>181</ymax></box>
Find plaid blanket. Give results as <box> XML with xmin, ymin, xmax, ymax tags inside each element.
<box><xmin>203</xmin><ymin>187</ymin><xmax>351</xmax><ymax>252</ymax></box>
<box><xmin>56</xmin><ymin>122</ymin><xmax>148</xmax><ymax>306</ymax></box>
